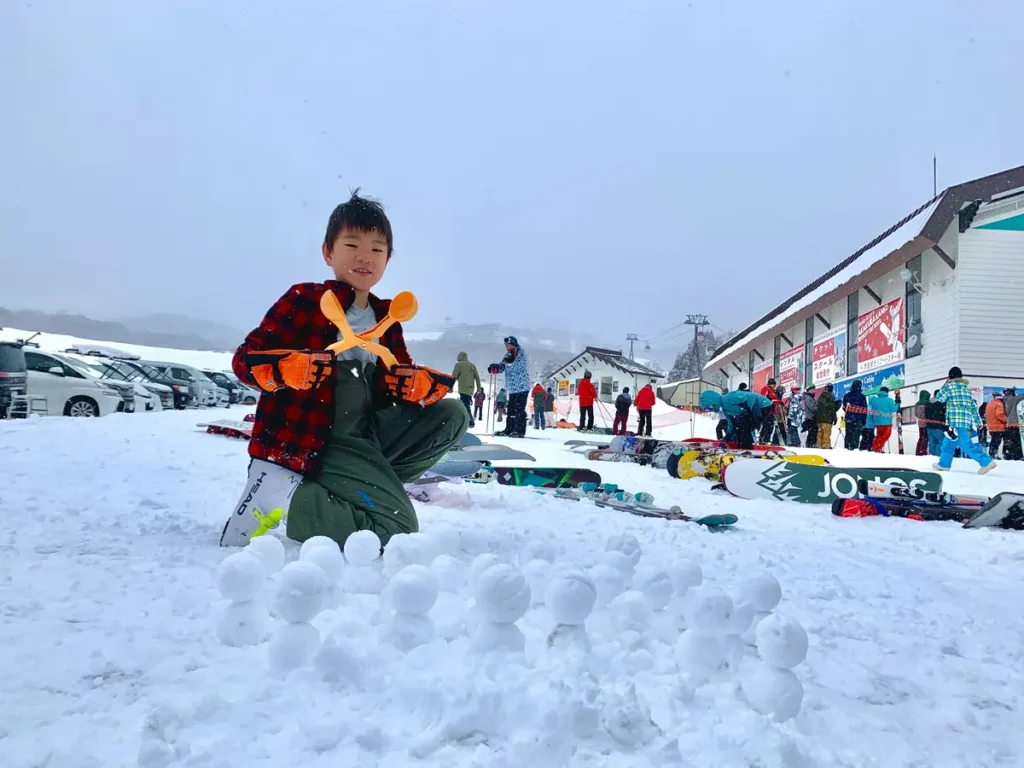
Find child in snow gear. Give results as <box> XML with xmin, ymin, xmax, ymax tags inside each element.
<box><xmin>914</xmin><ymin>390</ymin><xmax>931</xmax><ymax>456</ymax></box>
<box><xmin>934</xmin><ymin>367</ymin><xmax>996</xmax><ymax>474</ymax></box>
<box><xmin>815</xmin><ymin>383</ymin><xmax>838</xmax><ymax>449</ymax></box>
<box><xmin>452</xmin><ymin>351</ymin><xmax>482</xmax><ymax>427</ymax></box>
<box><xmin>842</xmin><ymin>380</ymin><xmax>867</xmax><ymax>450</ymax></box>
<box><xmin>495</xmin><ymin>387</ymin><xmax>508</xmax><ymax>422</ymax></box>
<box><xmin>473</xmin><ymin>388</ymin><xmax>486</xmax><ymax>421</ymax></box>
<box><xmin>577</xmin><ymin>371</ymin><xmax>597</xmax><ymax>431</ymax></box>
<box><xmin>613</xmin><ymin>387</ymin><xmax>631</xmax><ymax>435</ymax></box>
<box><xmin>869</xmin><ymin>387</ymin><xmax>898</xmax><ymax>452</ymax></box>
<box><xmin>699</xmin><ymin>389</ymin><xmax>773</xmax><ymax>450</ymax></box>
<box><xmin>224</xmin><ymin>192</ymin><xmax>468</xmax><ymax>549</ymax></box>
<box><xmin>544</xmin><ymin>387</ymin><xmax>556</xmax><ymax>427</ymax></box>
<box><xmin>635</xmin><ymin>383</ymin><xmax>656</xmax><ymax>436</ymax></box>
<box><xmin>785</xmin><ymin>386</ymin><xmax>805</xmax><ymax>447</ymax></box>
<box><xmin>493</xmin><ymin>336</ymin><xmax>530</xmax><ymax>437</ymax></box>
<box><xmin>985</xmin><ymin>390</ymin><xmax>1008</xmax><ymax>458</ymax></box>
<box><xmin>531</xmin><ymin>383</ymin><xmax>547</xmax><ymax>430</ymax></box>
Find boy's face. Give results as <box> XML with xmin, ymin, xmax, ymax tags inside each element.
<box><xmin>322</xmin><ymin>227</ymin><xmax>389</xmax><ymax>292</ymax></box>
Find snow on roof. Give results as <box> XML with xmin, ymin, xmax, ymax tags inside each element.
<box><xmin>706</xmin><ymin>192</ymin><xmax>944</xmax><ymax>369</ymax></box>
<box><xmin>552</xmin><ymin>346</ymin><xmax>665</xmax><ymax>379</ymax></box>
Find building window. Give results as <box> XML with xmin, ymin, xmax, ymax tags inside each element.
<box><xmin>905</xmin><ymin>254</ymin><xmax>923</xmax><ymax>358</ymax></box>
<box><xmin>804</xmin><ymin>317</ymin><xmax>814</xmax><ymax>387</ymax></box>
<box><xmin>847</xmin><ymin>292</ymin><xmax>859</xmax><ymax>375</ymax></box>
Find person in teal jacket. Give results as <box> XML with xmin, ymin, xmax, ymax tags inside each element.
<box><xmin>700</xmin><ymin>389</ymin><xmax>773</xmax><ymax>449</ymax></box>
<box><xmin>868</xmin><ymin>387</ymin><xmax>899</xmax><ymax>452</ymax></box>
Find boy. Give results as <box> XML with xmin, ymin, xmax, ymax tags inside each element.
<box><xmin>220</xmin><ymin>192</ymin><xmax>468</xmax><ymax>548</ymax></box>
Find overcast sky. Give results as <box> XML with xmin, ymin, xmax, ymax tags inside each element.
<box><xmin>2</xmin><ymin>0</ymin><xmax>1021</xmax><ymax>353</ymax></box>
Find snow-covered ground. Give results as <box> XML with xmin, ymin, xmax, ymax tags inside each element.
<box><xmin>2</xmin><ymin>408</ymin><xmax>1022</xmax><ymax>767</ymax></box>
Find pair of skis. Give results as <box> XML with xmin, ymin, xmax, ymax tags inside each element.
<box><xmin>835</xmin><ymin>480</ymin><xmax>1023</xmax><ymax>529</ymax></box>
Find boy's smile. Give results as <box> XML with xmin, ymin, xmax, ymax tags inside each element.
<box><xmin>322</xmin><ymin>227</ymin><xmax>389</xmax><ymax>304</ymax></box>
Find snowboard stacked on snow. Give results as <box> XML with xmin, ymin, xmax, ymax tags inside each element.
<box><xmin>197</xmin><ymin>420</ymin><xmax>253</xmax><ymax>439</ymax></box>
<box><xmin>469</xmin><ymin>466</ymin><xmax>602</xmax><ymax>489</ymax></box>
<box><xmin>835</xmin><ymin>480</ymin><xmax>1024</xmax><ymax>529</ymax></box>
<box><xmin>720</xmin><ymin>459</ymin><xmax>943</xmax><ymax>504</ymax></box>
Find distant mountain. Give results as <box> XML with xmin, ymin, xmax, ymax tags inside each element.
<box><xmin>0</xmin><ymin>307</ymin><xmax>233</xmax><ymax>352</ymax></box>
<box><xmin>124</xmin><ymin>313</ymin><xmax>247</xmax><ymax>350</ymax></box>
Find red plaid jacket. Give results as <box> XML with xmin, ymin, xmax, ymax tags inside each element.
<box><xmin>232</xmin><ymin>281</ymin><xmax>412</xmax><ymax>475</ymax></box>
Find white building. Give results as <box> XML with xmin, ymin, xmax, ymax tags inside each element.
<box><xmin>704</xmin><ymin>164</ymin><xmax>1024</xmax><ymax>408</ymax></box>
<box><xmin>549</xmin><ymin>346</ymin><xmax>664</xmax><ymax>404</ymax></box>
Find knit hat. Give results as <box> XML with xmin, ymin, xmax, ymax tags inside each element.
<box><xmin>623</xmin><ymin>387</ymin><xmax>630</xmax><ymax>393</ymax></box>
<box><xmin>790</xmin><ymin>386</ymin><xmax>800</xmax><ymax>393</ymax></box>
<box><xmin>738</xmin><ymin>382</ymin><xmax>748</xmax><ymax>391</ymax></box>
<box><xmin>948</xmin><ymin>366</ymin><xmax>962</xmax><ymax>379</ymax></box>
<box><xmin>917</xmin><ymin>390</ymin><xmax>930</xmax><ymax>404</ymax></box>
<box><xmin>504</xmin><ymin>335</ymin><xmax>520</xmax><ymax>349</ymax></box>
<box><xmin>879</xmin><ymin>386</ymin><xmax>889</xmax><ymax>393</ymax></box>
<box><xmin>767</xmin><ymin>378</ymin><xmax>777</xmax><ymax>386</ymax></box>
<box><xmin>584</xmin><ymin>370</ymin><xmax>592</xmax><ymax>379</ymax></box>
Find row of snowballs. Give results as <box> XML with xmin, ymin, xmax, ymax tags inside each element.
<box><xmin>215</xmin><ymin>526</ymin><xmax>809</xmax><ymax>721</ymax></box>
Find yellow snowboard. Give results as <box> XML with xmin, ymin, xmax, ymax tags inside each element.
<box><xmin>673</xmin><ymin>450</ymin><xmax>827</xmax><ymax>481</ymax></box>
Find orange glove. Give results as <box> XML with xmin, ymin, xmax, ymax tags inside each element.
<box><xmin>245</xmin><ymin>349</ymin><xmax>333</xmax><ymax>393</ymax></box>
<box><xmin>384</xmin><ymin>364</ymin><xmax>455</xmax><ymax>407</ymax></box>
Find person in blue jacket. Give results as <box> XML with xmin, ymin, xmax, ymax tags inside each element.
<box><xmin>492</xmin><ymin>335</ymin><xmax>530</xmax><ymax>438</ymax></box>
<box><xmin>700</xmin><ymin>388</ymin><xmax>773</xmax><ymax>449</ymax></box>
<box><xmin>868</xmin><ymin>387</ymin><xmax>899</xmax><ymax>452</ymax></box>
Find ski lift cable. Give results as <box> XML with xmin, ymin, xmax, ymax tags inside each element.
<box><xmin>639</xmin><ymin>321</ymin><xmax>686</xmax><ymax>341</ymax></box>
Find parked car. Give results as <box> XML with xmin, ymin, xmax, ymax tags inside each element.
<box><xmin>22</xmin><ymin>349</ymin><xmax>125</xmax><ymax>417</ymax></box>
<box><xmin>236</xmin><ymin>383</ymin><xmax>259</xmax><ymax>405</ymax></box>
<box><xmin>0</xmin><ymin>340</ymin><xmax>28</xmax><ymax>419</ymax></box>
<box><xmin>52</xmin><ymin>353</ymin><xmax>139</xmax><ymax>412</ymax></box>
<box><xmin>67</xmin><ymin>354</ymin><xmax>169</xmax><ymax>412</ymax></box>
<box><xmin>111</xmin><ymin>360</ymin><xmax>191</xmax><ymax>409</ymax></box>
<box><xmin>147</xmin><ymin>362</ymin><xmax>220</xmax><ymax>407</ymax></box>
<box><xmin>203</xmin><ymin>370</ymin><xmax>244</xmax><ymax>405</ymax></box>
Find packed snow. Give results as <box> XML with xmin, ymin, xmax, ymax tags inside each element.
<box><xmin>2</xmin><ymin>406</ymin><xmax>1023</xmax><ymax>767</ymax></box>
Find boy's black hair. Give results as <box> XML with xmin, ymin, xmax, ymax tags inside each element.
<box><xmin>324</xmin><ymin>189</ymin><xmax>393</xmax><ymax>257</ymax></box>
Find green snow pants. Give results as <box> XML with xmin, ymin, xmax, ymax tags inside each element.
<box><xmin>287</xmin><ymin>360</ymin><xmax>469</xmax><ymax>548</ymax></box>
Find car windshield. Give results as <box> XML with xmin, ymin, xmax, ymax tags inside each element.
<box><xmin>0</xmin><ymin>345</ymin><xmax>27</xmax><ymax>373</ymax></box>
<box><xmin>55</xmin><ymin>355</ymin><xmax>103</xmax><ymax>379</ymax></box>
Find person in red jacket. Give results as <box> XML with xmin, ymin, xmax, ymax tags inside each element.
<box><xmin>759</xmin><ymin>377</ymin><xmax>782</xmax><ymax>444</ymax></box>
<box><xmin>635</xmin><ymin>383</ymin><xmax>656</xmax><ymax>436</ymax></box>
<box><xmin>577</xmin><ymin>370</ymin><xmax>598</xmax><ymax>431</ymax></box>
<box><xmin>221</xmin><ymin>192</ymin><xmax>465</xmax><ymax>549</ymax></box>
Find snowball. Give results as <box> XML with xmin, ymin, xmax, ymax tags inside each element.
<box><xmin>547</xmin><ymin>623</ymin><xmax>592</xmax><ymax>653</ymax></box>
<box><xmin>590</xmin><ymin>563</ymin><xmax>627</xmax><ymax>607</ymax></box>
<box><xmin>519</xmin><ymin>539</ymin><xmax>556</xmax><ymax>566</ymax></box>
<box><xmin>245</xmin><ymin>535</ymin><xmax>286</xmax><ymax>574</ymax></box>
<box><xmin>459</xmin><ymin>528</ymin><xmax>490</xmax><ymax>555</ymax></box>
<box><xmin>299</xmin><ymin>535</ymin><xmax>339</xmax><ymax>560</ymax></box>
<box><xmin>602</xmin><ymin>550</ymin><xmax>635</xmax><ymax>580</ymax></box>
<box><xmin>468</xmin><ymin>553</ymin><xmax>503</xmax><ymax>590</ymax></box>
<box><xmin>430</xmin><ymin>554</ymin><xmax>465</xmax><ymax>593</ymax></box>
<box><xmin>313</xmin><ymin>640</ymin><xmax>365</xmax><ymax>686</ymax></box>
<box><xmin>609</xmin><ymin>591</ymin><xmax>653</xmax><ymax>633</ymax></box>
<box><xmin>382</xmin><ymin>533</ymin><xmax>431</xmax><ymax>575</ymax></box>
<box><xmin>742</xmin><ymin>611</ymin><xmax>772</xmax><ymax>646</ymax></box>
<box><xmin>675</xmin><ymin>630</ymin><xmax>737</xmax><ymax>684</ymax></box>
<box><xmin>341</xmin><ymin>564</ymin><xmax>385</xmax><ymax>595</ymax></box>
<box><xmin>667</xmin><ymin>560</ymin><xmax>703</xmax><ymax>595</ymax></box>
<box><xmin>474</xmin><ymin>564</ymin><xmax>531</xmax><ymax>624</ymax></box>
<box><xmin>727</xmin><ymin>601</ymin><xmax>756</xmax><ymax>636</ymax></box>
<box><xmin>216</xmin><ymin>552</ymin><xmax>265</xmax><ymax>603</ymax></box>
<box><xmin>738</xmin><ymin>572</ymin><xmax>782</xmax><ymax>613</ymax></box>
<box><xmin>682</xmin><ymin>585</ymin><xmax>734</xmax><ymax>636</ymax></box>
<box><xmin>755</xmin><ymin>613</ymin><xmax>809</xmax><ymax>669</ymax></box>
<box><xmin>545</xmin><ymin>571</ymin><xmax>597</xmax><ymax>626</ymax></box>
<box><xmin>300</xmin><ymin>541</ymin><xmax>344</xmax><ymax>584</ymax></box>
<box><xmin>343</xmin><ymin>530</ymin><xmax>381</xmax><ymax>566</ymax></box>
<box><xmin>388</xmin><ymin>564</ymin><xmax>439</xmax><ymax>615</ymax></box>
<box><xmin>469</xmin><ymin>621</ymin><xmax>526</xmax><ymax>654</ymax></box>
<box><xmin>636</xmin><ymin>569</ymin><xmax>673</xmax><ymax>611</ymax></box>
<box><xmin>275</xmin><ymin>561</ymin><xmax>328</xmax><ymax>623</ymax></box>
<box><xmin>268</xmin><ymin>621</ymin><xmax>320</xmax><ymax>675</ymax></box>
<box><xmin>379</xmin><ymin>612</ymin><xmax>435</xmax><ymax>651</ymax></box>
<box><xmin>424</xmin><ymin>522</ymin><xmax>460</xmax><ymax>556</ymax></box>
<box><xmin>522</xmin><ymin>559</ymin><xmax>552</xmax><ymax>605</ymax></box>
<box><xmin>605</xmin><ymin>533</ymin><xmax>642</xmax><ymax>568</ymax></box>
<box><xmin>740</xmin><ymin>662</ymin><xmax>804</xmax><ymax>722</ymax></box>
<box><xmin>430</xmin><ymin>592</ymin><xmax>467</xmax><ymax>641</ymax></box>
<box><xmin>215</xmin><ymin>599</ymin><xmax>265</xmax><ymax>647</ymax></box>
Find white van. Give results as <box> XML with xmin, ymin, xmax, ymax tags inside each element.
<box><xmin>23</xmin><ymin>349</ymin><xmax>125</xmax><ymax>417</ymax></box>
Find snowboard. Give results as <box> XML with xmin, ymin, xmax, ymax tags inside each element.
<box><xmin>442</xmin><ymin>444</ymin><xmax>535</xmax><ymax>462</ymax></box>
<box><xmin>963</xmin><ymin>492</ymin><xmax>1024</xmax><ymax>529</ymax></box>
<box><xmin>197</xmin><ymin>420</ymin><xmax>252</xmax><ymax>439</ymax></box>
<box><xmin>486</xmin><ymin>467</ymin><xmax>602</xmax><ymax>489</ymax></box>
<box><xmin>832</xmin><ymin>497</ymin><xmax>973</xmax><ymax>523</ymax></box>
<box><xmin>430</xmin><ymin>459</ymin><xmax>486</xmax><ymax>478</ymax></box>
<box><xmin>668</xmin><ymin>450</ymin><xmax>826</xmax><ymax>482</ymax></box>
<box><xmin>564</xmin><ymin>439</ymin><xmax>611</xmax><ymax>448</ymax></box>
<box><xmin>720</xmin><ymin>459</ymin><xmax>942</xmax><ymax>504</ymax></box>
<box><xmin>457</xmin><ymin>432</ymin><xmax>483</xmax><ymax>447</ymax></box>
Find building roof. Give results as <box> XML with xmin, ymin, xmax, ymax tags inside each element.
<box><xmin>553</xmin><ymin>346</ymin><xmax>665</xmax><ymax>380</ymax></box>
<box><xmin>706</xmin><ymin>164</ymin><xmax>1024</xmax><ymax>371</ymax></box>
